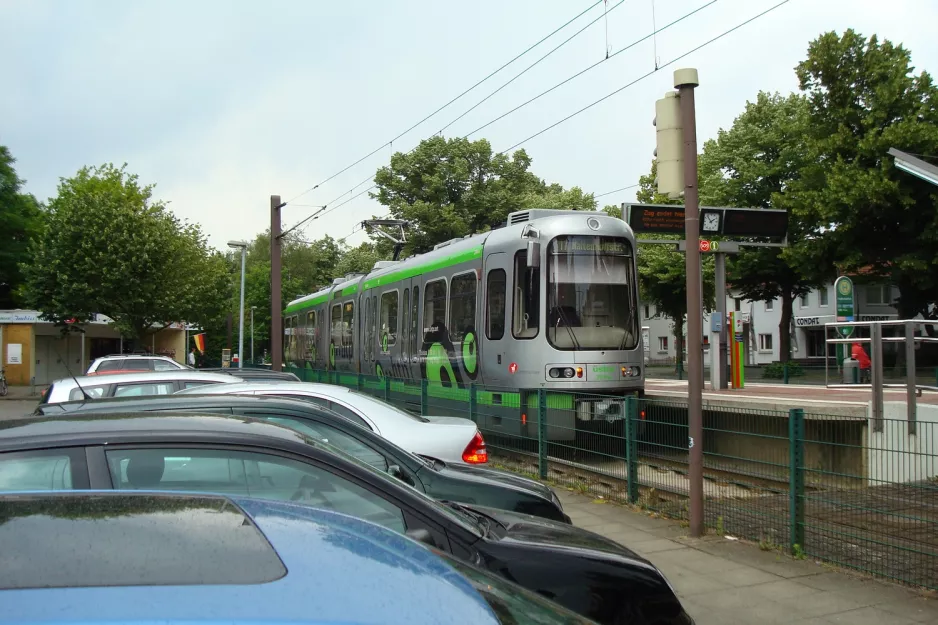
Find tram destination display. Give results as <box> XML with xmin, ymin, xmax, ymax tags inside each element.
<box><xmin>625</xmin><ymin>204</ymin><xmax>788</xmax><ymax>239</ymax></box>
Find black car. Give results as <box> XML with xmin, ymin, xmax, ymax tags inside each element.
<box><xmin>36</xmin><ymin>394</ymin><xmax>568</xmax><ymax>523</ymax></box>
<box><xmin>0</xmin><ymin>414</ymin><xmax>692</xmax><ymax>625</ymax></box>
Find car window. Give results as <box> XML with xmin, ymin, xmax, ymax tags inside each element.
<box><xmin>326</xmin><ymin>402</ymin><xmax>373</xmax><ymax>429</ymax></box>
<box><xmin>122</xmin><ymin>359</ymin><xmax>153</xmax><ymax>370</ymax></box>
<box><xmin>68</xmin><ymin>385</ymin><xmax>107</xmax><ymax>401</ymax></box>
<box><xmin>263</xmin><ymin>416</ymin><xmax>389</xmax><ymax>472</ymax></box>
<box><xmin>0</xmin><ymin>452</ymin><xmax>75</xmax><ymax>491</ymax></box>
<box><xmin>153</xmin><ymin>360</ymin><xmax>180</xmax><ymax>371</ymax></box>
<box><xmin>183</xmin><ymin>381</ymin><xmax>215</xmax><ymax>389</ymax></box>
<box><xmin>94</xmin><ymin>360</ymin><xmax>122</xmax><ymax>372</ymax></box>
<box><xmin>113</xmin><ymin>382</ymin><xmax>176</xmax><ymax>397</ymax></box>
<box><xmin>104</xmin><ymin>448</ymin><xmax>407</xmax><ymax>533</ymax></box>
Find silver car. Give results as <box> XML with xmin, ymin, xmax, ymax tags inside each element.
<box><xmin>42</xmin><ymin>371</ymin><xmax>241</xmax><ymax>405</ymax></box>
<box><xmin>176</xmin><ymin>381</ymin><xmax>488</xmax><ymax>466</ymax></box>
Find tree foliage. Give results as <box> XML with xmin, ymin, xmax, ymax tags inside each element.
<box><xmin>793</xmin><ymin>29</ymin><xmax>938</xmax><ymax>318</ymax></box>
<box><xmin>0</xmin><ymin>146</ymin><xmax>41</xmax><ymax>309</ymax></box>
<box><xmin>698</xmin><ymin>92</ymin><xmax>827</xmax><ymax>361</ymax></box>
<box><xmin>372</xmin><ymin>136</ymin><xmax>595</xmax><ymax>256</ymax></box>
<box><xmin>21</xmin><ymin>164</ymin><xmax>230</xmax><ymax>341</ymax></box>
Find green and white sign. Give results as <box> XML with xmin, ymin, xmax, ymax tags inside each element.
<box><xmin>834</xmin><ymin>276</ymin><xmax>855</xmax><ymax>337</ymax></box>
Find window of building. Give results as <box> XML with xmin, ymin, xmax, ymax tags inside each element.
<box><xmin>644</xmin><ymin>304</ymin><xmax>651</xmax><ymax>319</ymax></box>
<box><xmin>866</xmin><ymin>285</ymin><xmax>890</xmax><ymax>305</ymax></box>
<box><xmin>765</xmin><ymin>300</ymin><xmax>774</xmax><ymax>312</ymax></box>
<box><xmin>380</xmin><ymin>291</ymin><xmax>398</xmax><ymax>348</ymax></box>
<box><xmin>449</xmin><ymin>273</ymin><xmax>477</xmax><ymax>345</ymax></box>
<box><xmin>819</xmin><ymin>287</ymin><xmax>829</xmax><ymax>306</ymax></box>
<box><xmin>401</xmin><ymin>289</ymin><xmax>410</xmax><ymax>353</ymax></box>
<box><xmin>759</xmin><ymin>333</ymin><xmax>773</xmax><ymax>351</ymax></box>
<box><xmin>486</xmin><ymin>269</ymin><xmax>506</xmax><ymax>340</ymax></box>
<box><xmin>423</xmin><ymin>280</ymin><xmax>448</xmax><ymax>346</ymax></box>
<box><xmin>800</xmin><ymin>293</ymin><xmax>810</xmax><ymax>307</ymax></box>
<box><xmin>512</xmin><ymin>251</ymin><xmax>539</xmax><ymax>339</ymax></box>
<box><xmin>657</xmin><ymin>336</ymin><xmax>669</xmax><ymax>352</ymax></box>
<box><xmin>734</xmin><ymin>298</ymin><xmax>742</xmax><ymax>311</ymax></box>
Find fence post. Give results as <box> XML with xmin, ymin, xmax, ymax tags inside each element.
<box><xmin>469</xmin><ymin>384</ymin><xmax>478</xmax><ymax>423</ymax></box>
<box><xmin>788</xmin><ymin>408</ymin><xmax>805</xmax><ymax>555</ymax></box>
<box><xmin>420</xmin><ymin>379</ymin><xmax>429</xmax><ymax>416</ymax></box>
<box><xmin>537</xmin><ymin>388</ymin><xmax>548</xmax><ymax>480</ymax></box>
<box><xmin>625</xmin><ymin>395</ymin><xmax>640</xmax><ymax>503</ymax></box>
<box><xmin>357</xmin><ymin>373</ymin><xmax>364</xmax><ymax>392</ymax></box>
<box><xmin>384</xmin><ymin>375</ymin><xmax>391</xmax><ymax>402</ymax></box>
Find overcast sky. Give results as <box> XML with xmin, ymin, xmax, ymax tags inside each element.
<box><xmin>3</xmin><ymin>0</ymin><xmax>936</xmax><ymax>252</ymax></box>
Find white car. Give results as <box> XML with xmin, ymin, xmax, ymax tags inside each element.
<box><xmin>41</xmin><ymin>370</ymin><xmax>241</xmax><ymax>405</ymax></box>
<box><xmin>177</xmin><ymin>381</ymin><xmax>488</xmax><ymax>466</ymax></box>
<box><xmin>86</xmin><ymin>354</ymin><xmax>189</xmax><ymax>376</ymax></box>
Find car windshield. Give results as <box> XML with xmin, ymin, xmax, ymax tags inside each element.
<box><xmin>345</xmin><ymin>390</ymin><xmax>429</xmax><ymax>422</ymax></box>
<box><xmin>438</xmin><ymin>550</ymin><xmax>595</xmax><ymax>624</ymax></box>
<box><xmin>302</xmin><ymin>431</ymin><xmax>482</xmax><ymax>537</ymax></box>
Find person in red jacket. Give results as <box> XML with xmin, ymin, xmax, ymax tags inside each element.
<box><xmin>852</xmin><ymin>342</ymin><xmax>871</xmax><ymax>382</ymax></box>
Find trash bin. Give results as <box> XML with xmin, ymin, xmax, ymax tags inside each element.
<box><xmin>842</xmin><ymin>357</ymin><xmax>859</xmax><ymax>384</ymax></box>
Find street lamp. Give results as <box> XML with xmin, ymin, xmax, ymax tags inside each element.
<box><xmin>227</xmin><ymin>240</ymin><xmax>248</xmax><ymax>369</ymax></box>
<box><xmin>889</xmin><ymin>148</ymin><xmax>938</xmax><ymax>187</ymax></box>
<box><xmin>250</xmin><ymin>305</ymin><xmax>257</xmax><ymax>364</ymax></box>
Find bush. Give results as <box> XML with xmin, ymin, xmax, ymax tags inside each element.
<box><xmin>762</xmin><ymin>361</ymin><xmax>803</xmax><ymax>379</ymax></box>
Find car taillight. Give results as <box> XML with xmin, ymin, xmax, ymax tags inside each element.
<box><xmin>462</xmin><ymin>431</ymin><xmax>488</xmax><ymax>464</ymax></box>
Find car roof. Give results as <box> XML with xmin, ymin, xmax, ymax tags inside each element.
<box><xmin>93</xmin><ymin>354</ymin><xmax>176</xmax><ymax>360</ymax></box>
<box><xmin>0</xmin><ymin>490</ymin><xmax>498</xmax><ymax>625</ymax></box>
<box><xmin>52</xmin><ymin>370</ymin><xmax>237</xmax><ymax>387</ymax></box>
<box><xmin>39</xmin><ymin>392</ymin><xmax>330</xmax><ymax>416</ymax></box>
<box><xmin>178</xmin><ymin>380</ymin><xmax>354</xmax><ymax>394</ymax></box>
<box><xmin>0</xmin><ymin>412</ymin><xmax>317</xmax><ymax>449</ymax></box>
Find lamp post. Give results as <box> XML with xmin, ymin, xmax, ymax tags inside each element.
<box><xmin>250</xmin><ymin>306</ymin><xmax>256</xmax><ymax>364</ymax></box>
<box><xmin>227</xmin><ymin>240</ymin><xmax>248</xmax><ymax>369</ymax></box>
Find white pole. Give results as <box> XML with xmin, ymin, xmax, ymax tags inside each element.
<box><xmin>238</xmin><ymin>246</ymin><xmax>246</xmax><ymax>369</ymax></box>
<box><xmin>251</xmin><ymin>307</ymin><xmax>255</xmax><ymax>364</ymax></box>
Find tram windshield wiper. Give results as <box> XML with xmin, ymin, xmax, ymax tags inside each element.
<box><xmin>553</xmin><ymin>298</ymin><xmax>582</xmax><ymax>351</ymax></box>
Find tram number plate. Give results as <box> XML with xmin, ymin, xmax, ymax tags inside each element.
<box><xmin>588</xmin><ymin>364</ymin><xmax>617</xmax><ymax>382</ymax></box>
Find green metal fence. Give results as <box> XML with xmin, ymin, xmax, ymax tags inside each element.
<box><xmin>285</xmin><ymin>366</ymin><xmax>938</xmax><ymax>589</ymax></box>
<box><xmin>645</xmin><ymin>362</ymin><xmax>938</xmax><ymax>386</ymax></box>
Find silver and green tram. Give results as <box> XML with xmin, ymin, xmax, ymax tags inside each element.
<box><xmin>283</xmin><ymin>209</ymin><xmax>644</xmax><ymax>441</ymax></box>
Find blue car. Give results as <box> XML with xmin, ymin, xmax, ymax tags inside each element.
<box><xmin>0</xmin><ymin>490</ymin><xmax>596</xmax><ymax>625</ymax></box>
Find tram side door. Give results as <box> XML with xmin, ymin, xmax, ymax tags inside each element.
<box><xmin>480</xmin><ymin>253</ymin><xmax>511</xmax><ymax>387</ymax></box>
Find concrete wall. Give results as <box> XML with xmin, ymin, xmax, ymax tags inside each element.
<box><xmin>867</xmin><ymin>402</ymin><xmax>938</xmax><ymax>487</ymax></box>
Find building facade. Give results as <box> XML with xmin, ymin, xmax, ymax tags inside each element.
<box><xmin>0</xmin><ymin>310</ymin><xmax>190</xmax><ymax>386</ymax></box>
<box><xmin>641</xmin><ymin>281</ymin><xmax>904</xmax><ymax>366</ymax></box>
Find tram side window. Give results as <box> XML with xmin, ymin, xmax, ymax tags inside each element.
<box><xmin>381</xmin><ymin>291</ymin><xmax>399</xmax><ymax>347</ymax></box>
<box><xmin>342</xmin><ymin>302</ymin><xmax>355</xmax><ymax>354</ymax></box>
<box><xmin>449</xmin><ymin>273</ymin><xmax>476</xmax><ymax>344</ymax></box>
<box><xmin>402</xmin><ymin>289</ymin><xmax>410</xmax><ymax>351</ymax></box>
<box><xmin>306</xmin><ymin>312</ymin><xmax>317</xmax><ymax>360</ymax></box>
<box><xmin>364</xmin><ymin>296</ymin><xmax>374</xmax><ymax>361</ymax></box>
<box><xmin>411</xmin><ymin>286</ymin><xmax>420</xmax><ymax>355</ymax></box>
<box><xmin>513</xmin><ymin>251</ymin><xmax>539</xmax><ymax>339</ymax></box>
<box><xmin>486</xmin><ymin>269</ymin><xmax>506</xmax><ymax>340</ymax></box>
<box><xmin>331</xmin><ymin>304</ymin><xmax>342</xmax><ymax>354</ymax></box>
<box><xmin>283</xmin><ymin>316</ymin><xmax>291</xmax><ymax>361</ymax></box>
<box><xmin>423</xmin><ymin>280</ymin><xmax>448</xmax><ymax>347</ymax></box>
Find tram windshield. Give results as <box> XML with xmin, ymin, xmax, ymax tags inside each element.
<box><xmin>547</xmin><ymin>235</ymin><xmax>639</xmax><ymax>351</ymax></box>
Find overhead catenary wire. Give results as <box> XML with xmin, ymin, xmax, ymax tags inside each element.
<box><xmin>281</xmin><ymin>0</ymin><xmax>606</xmax><ymax>207</ymax></box>
<box><xmin>499</xmin><ymin>0</ymin><xmax>792</xmax><ymax>154</ymax></box>
<box><xmin>595</xmin><ymin>183</ymin><xmax>639</xmax><ymax>198</ymax></box>
<box><xmin>295</xmin><ymin>1</ymin><xmax>714</xmax><ymax>232</ymax></box>
<box><xmin>465</xmin><ymin>0</ymin><xmax>718</xmax><ymax>139</ymax></box>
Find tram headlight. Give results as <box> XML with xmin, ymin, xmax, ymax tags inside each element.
<box><xmin>548</xmin><ymin>368</ymin><xmax>561</xmax><ymax>378</ymax></box>
<box><xmin>563</xmin><ymin>367</ymin><xmax>575</xmax><ymax>378</ymax></box>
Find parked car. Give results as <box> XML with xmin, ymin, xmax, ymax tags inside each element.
<box><xmin>0</xmin><ymin>413</ymin><xmax>692</xmax><ymax>625</ymax></box>
<box><xmin>36</xmin><ymin>394</ymin><xmax>568</xmax><ymax>522</ymax></box>
<box><xmin>40</xmin><ymin>370</ymin><xmax>240</xmax><ymax>405</ymax></box>
<box><xmin>0</xmin><ymin>490</ymin><xmax>596</xmax><ymax>625</ymax></box>
<box><xmin>197</xmin><ymin>367</ymin><xmax>301</xmax><ymax>382</ymax></box>
<box><xmin>86</xmin><ymin>354</ymin><xmax>189</xmax><ymax>375</ymax></box>
<box><xmin>176</xmin><ymin>381</ymin><xmax>488</xmax><ymax>465</ymax></box>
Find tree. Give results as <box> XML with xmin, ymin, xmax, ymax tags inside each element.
<box><xmin>371</xmin><ymin>136</ymin><xmax>595</xmax><ymax>255</ymax></box>
<box><xmin>609</xmin><ymin>162</ymin><xmax>715</xmax><ymax>363</ymax></box>
<box><xmin>698</xmin><ymin>92</ymin><xmax>829</xmax><ymax>361</ymax></box>
<box><xmin>793</xmin><ymin>30</ymin><xmax>938</xmax><ymax>320</ymax></box>
<box><xmin>0</xmin><ymin>146</ymin><xmax>41</xmax><ymax>309</ymax></box>
<box><xmin>21</xmin><ymin>164</ymin><xmax>230</xmax><ymax>342</ymax></box>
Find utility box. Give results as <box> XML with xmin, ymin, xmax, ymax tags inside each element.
<box><xmin>842</xmin><ymin>357</ymin><xmax>859</xmax><ymax>384</ymax></box>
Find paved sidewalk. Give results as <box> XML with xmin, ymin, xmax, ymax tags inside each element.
<box><xmin>0</xmin><ymin>385</ymin><xmax>41</xmax><ymax>401</ymax></box>
<box><xmin>557</xmin><ymin>490</ymin><xmax>938</xmax><ymax>624</ymax></box>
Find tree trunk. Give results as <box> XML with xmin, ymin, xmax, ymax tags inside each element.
<box><xmin>673</xmin><ymin>317</ymin><xmax>685</xmax><ymax>371</ymax></box>
<box><xmin>779</xmin><ymin>293</ymin><xmax>794</xmax><ymax>363</ymax></box>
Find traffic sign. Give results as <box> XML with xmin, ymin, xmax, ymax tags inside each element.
<box><xmin>699</xmin><ymin>240</ymin><xmax>711</xmax><ymax>252</ymax></box>
<box><xmin>834</xmin><ymin>276</ymin><xmax>856</xmax><ymax>337</ymax></box>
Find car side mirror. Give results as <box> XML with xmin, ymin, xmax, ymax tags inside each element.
<box><xmin>405</xmin><ymin>528</ymin><xmax>438</xmax><ymax>548</ymax></box>
<box><xmin>526</xmin><ymin>240</ymin><xmax>540</xmax><ymax>268</ymax></box>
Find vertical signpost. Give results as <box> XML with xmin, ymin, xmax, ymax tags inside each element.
<box><xmin>834</xmin><ymin>275</ymin><xmax>855</xmax><ymax>368</ymax></box>
<box><xmin>730</xmin><ymin>311</ymin><xmax>745</xmax><ymax>389</ymax></box>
